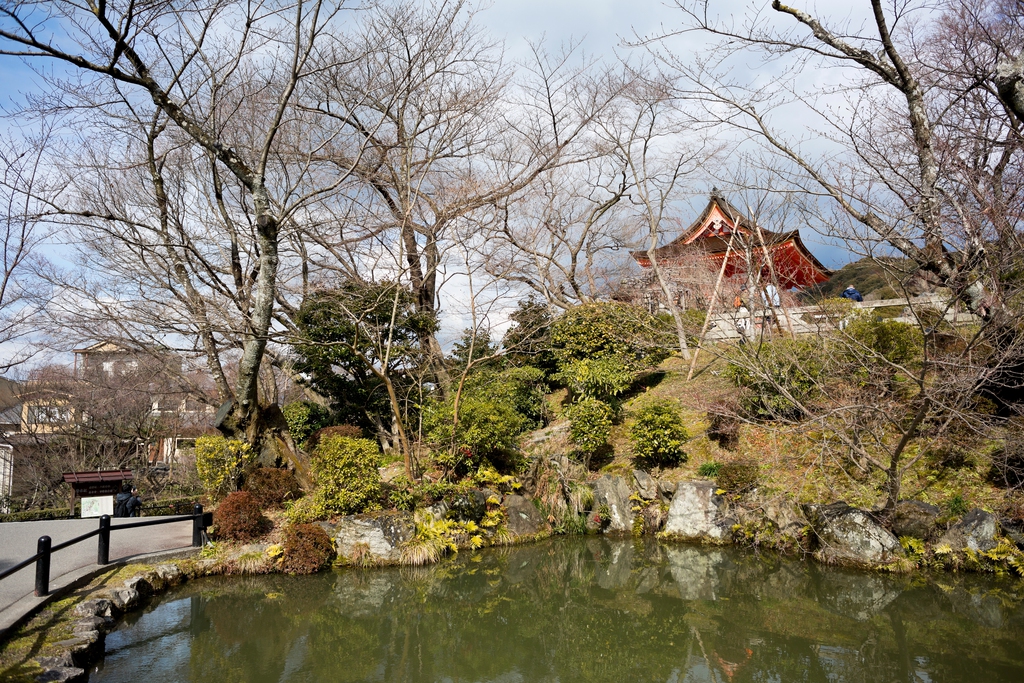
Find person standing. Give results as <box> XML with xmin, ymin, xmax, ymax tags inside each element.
<box><xmin>114</xmin><ymin>483</ymin><xmax>132</xmax><ymax>517</ymax></box>
<box><xmin>126</xmin><ymin>487</ymin><xmax>142</xmax><ymax>517</ymax></box>
<box><xmin>840</xmin><ymin>285</ymin><xmax>863</xmax><ymax>302</ymax></box>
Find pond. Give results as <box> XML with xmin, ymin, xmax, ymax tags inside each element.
<box><xmin>91</xmin><ymin>538</ymin><xmax>1024</xmax><ymax>682</ymax></box>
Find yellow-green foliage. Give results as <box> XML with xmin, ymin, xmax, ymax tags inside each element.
<box><xmin>309</xmin><ymin>435</ymin><xmax>382</xmax><ymax>517</ymax></box>
<box><xmin>401</xmin><ymin>510</ymin><xmax>485</xmax><ymax>565</ymax></box>
<box><xmin>195</xmin><ymin>435</ymin><xmax>254</xmax><ymax>498</ymax></box>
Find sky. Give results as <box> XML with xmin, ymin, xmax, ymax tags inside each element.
<box><xmin>0</xmin><ymin>0</ymin><xmax>899</xmax><ymax>362</ymax></box>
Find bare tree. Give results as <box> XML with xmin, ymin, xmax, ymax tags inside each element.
<box><xmin>655</xmin><ymin>0</ymin><xmax>1024</xmax><ymax>324</ymax></box>
<box><xmin>0</xmin><ymin>0</ymin><xmax>352</xmax><ymax>457</ymax></box>
<box><xmin>0</xmin><ymin>130</ymin><xmax>51</xmax><ymax>371</ymax></box>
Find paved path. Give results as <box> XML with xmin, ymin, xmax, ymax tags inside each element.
<box><xmin>0</xmin><ymin>516</ymin><xmax>194</xmax><ymax>617</ymax></box>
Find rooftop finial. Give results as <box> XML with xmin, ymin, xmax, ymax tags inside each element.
<box><xmin>710</xmin><ymin>186</ymin><xmax>723</xmax><ymax>200</ymax></box>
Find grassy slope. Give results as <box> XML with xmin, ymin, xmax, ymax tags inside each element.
<box><xmin>531</xmin><ymin>354</ymin><xmax>1020</xmax><ymax>517</ymax></box>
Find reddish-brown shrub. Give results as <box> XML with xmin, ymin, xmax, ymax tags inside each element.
<box><xmin>305</xmin><ymin>424</ymin><xmax>364</xmax><ymax>451</ymax></box>
<box><xmin>243</xmin><ymin>467</ymin><xmax>301</xmax><ymax>508</ymax></box>
<box><xmin>281</xmin><ymin>523</ymin><xmax>336</xmax><ymax>574</ymax></box>
<box><xmin>213</xmin><ymin>491</ymin><xmax>271</xmax><ymax>542</ymax></box>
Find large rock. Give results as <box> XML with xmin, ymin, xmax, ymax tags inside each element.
<box><xmin>803</xmin><ymin>502</ymin><xmax>902</xmax><ymax>567</ymax></box>
<box><xmin>503</xmin><ymin>494</ymin><xmax>545</xmax><ymax>537</ymax></box>
<box><xmin>734</xmin><ymin>495</ymin><xmax>808</xmax><ymax>541</ymax></box>
<box><xmin>447</xmin><ymin>489</ymin><xmax>488</xmax><ymax>523</ymax></box>
<box><xmin>890</xmin><ymin>500</ymin><xmax>940</xmax><ymax>540</ymax></box>
<box><xmin>591</xmin><ymin>475</ymin><xmax>635</xmax><ymax>534</ymax></box>
<box><xmin>330</xmin><ymin>512</ymin><xmax>415</xmax><ymax>565</ymax></box>
<box><xmin>633</xmin><ymin>470</ymin><xmax>658</xmax><ymax>500</ymax></box>
<box><xmin>663</xmin><ymin>481</ymin><xmax>733</xmax><ymax>543</ymax></box>
<box><xmin>938</xmin><ymin>508</ymin><xmax>999</xmax><ymax>552</ymax></box>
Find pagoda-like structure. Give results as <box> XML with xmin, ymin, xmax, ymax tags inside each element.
<box><xmin>627</xmin><ymin>192</ymin><xmax>831</xmax><ymax>307</ymax></box>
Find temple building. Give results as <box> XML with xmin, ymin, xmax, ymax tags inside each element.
<box><xmin>621</xmin><ymin>191</ymin><xmax>832</xmax><ymax>310</ymax></box>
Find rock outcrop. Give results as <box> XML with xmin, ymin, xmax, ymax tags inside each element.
<box><xmin>663</xmin><ymin>481</ymin><xmax>733</xmax><ymax>542</ymax></box>
<box><xmin>938</xmin><ymin>508</ymin><xmax>999</xmax><ymax>552</ymax></box>
<box><xmin>890</xmin><ymin>500</ymin><xmax>940</xmax><ymax>540</ymax></box>
<box><xmin>633</xmin><ymin>470</ymin><xmax>658</xmax><ymax>500</ymax></box>
<box><xmin>503</xmin><ymin>494</ymin><xmax>546</xmax><ymax>537</ymax></box>
<box><xmin>447</xmin><ymin>489</ymin><xmax>488</xmax><ymax>522</ymax></box>
<box><xmin>329</xmin><ymin>512</ymin><xmax>415</xmax><ymax>565</ymax></box>
<box><xmin>803</xmin><ymin>502</ymin><xmax>902</xmax><ymax>567</ymax></box>
<box><xmin>590</xmin><ymin>475</ymin><xmax>635</xmax><ymax>534</ymax></box>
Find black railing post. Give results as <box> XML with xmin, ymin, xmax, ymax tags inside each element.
<box><xmin>192</xmin><ymin>504</ymin><xmax>204</xmax><ymax>547</ymax></box>
<box><xmin>97</xmin><ymin>515</ymin><xmax>111</xmax><ymax>565</ymax></box>
<box><xmin>34</xmin><ymin>536</ymin><xmax>51</xmax><ymax>597</ymax></box>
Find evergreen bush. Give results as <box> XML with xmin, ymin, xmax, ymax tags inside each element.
<box><xmin>566</xmin><ymin>398</ymin><xmax>613</xmax><ymax>462</ymax></box>
<box><xmin>195</xmin><ymin>435</ymin><xmax>254</xmax><ymax>498</ymax></box>
<box><xmin>282</xmin><ymin>401</ymin><xmax>332</xmax><ymax>446</ymax></box>
<box><xmin>310</xmin><ymin>435</ymin><xmax>382</xmax><ymax>515</ymax></box>
<box><xmin>629</xmin><ymin>401</ymin><xmax>689</xmax><ymax>469</ymax></box>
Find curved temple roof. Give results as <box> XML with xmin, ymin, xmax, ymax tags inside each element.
<box><xmin>630</xmin><ymin>193</ymin><xmax>832</xmax><ymax>288</ymax></box>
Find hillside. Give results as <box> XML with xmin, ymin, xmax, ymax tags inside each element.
<box><xmin>804</xmin><ymin>256</ymin><xmax>917</xmax><ymax>300</ymax></box>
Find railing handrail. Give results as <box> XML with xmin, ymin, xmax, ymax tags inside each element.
<box><xmin>0</xmin><ymin>506</ymin><xmax>208</xmax><ymax>595</ymax></box>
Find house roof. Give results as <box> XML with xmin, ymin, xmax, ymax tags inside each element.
<box><xmin>62</xmin><ymin>469</ymin><xmax>134</xmax><ymax>484</ymax></box>
<box><xmin>72</xmin><ymin>341</ymin><xmax>133</xmax><ymax>355</ymax></box>
<box><xmin>0</xmin><ymin>377</ymin><xmax>21</xmax><ymax>411</ymax></box>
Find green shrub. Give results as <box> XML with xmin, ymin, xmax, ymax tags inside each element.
<box><xmin>629</xmin><ymin>401</ymin><xmax>689</xmax><ymax>469</ymax></box>
<box><xmin>698</xmin><ymin>461</ymin><xmax>722</xmax><ymax>478</ymax></box>
<box><xmin>724</xmin><ymin>339</ymin><xmax>825</xmax><ymax>420</ymax></box>
<box><xmin>946</xmin><ymin>494</ymin><xmax>970</xmax><ymax>517</ymax></box>
<box><xmin>243</xmin><ymin>467</ymin><xmax>301</xmax><ymax>508</ymax></box>
<box><xmin>310</xmin><ymin>436</ymin><xmax>383</xmax><ymax>516</ymax></box>
<box><xmin>282</xmin><ymin>401</ymin><xmax>332</xmax><ymax>445</ymax></box>
<box><xmin>555</xmin><ymin>356</ymin><xmax>636</xmax><ymax>400</ymax></box>
<box><xmin>284</xmin><ymin>495</ymin><xmax>325</xmax><ymax>524</ymax></box>
<box><xmin>213</xmin><ymin>491</ymin><xmax>271</xmax><ymax>541</ymax></box>
<box><xmin>195</xmin><ymin>435</ymin><xmax>254</xmax><ymax>498</ymax></box>
<box><xmin>566</xmin><ymin>398</ymin><xmax>613</xmax><ymax>461</ymax></box>
<box><xmin>716</xmin><ymin>459</ymin><xmax>760</xmax><ymax>493</ymax></box>
<box><xmin>281</xmin><ymin>523</ymin><xmax>336</xmax><ymax>574</ymax></box>
<box><xmin>843</xmin><ymin>314</ymin><xmax>923</xmax><ymax>367</ymax></box>
<box><xmin>550</xmin><ymin>302</ymin><xmax>670</xmax><ymax>368</ymax></box>
<box><xmin>424</xmin><ymin>395</ymin><xmax>530</xmax><ymax>475</ymax></box>
<box><xmin>473</xmin><ymin>366</ymin><xmax>549</xmax><ymax>426</ymax></box>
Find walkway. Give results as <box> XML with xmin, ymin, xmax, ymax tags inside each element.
<box><xmin>702</xmin><ymin>293</ymin><xmax>979</xmax><ymax>340</ymax></box>
<box><xmin>0</xmin><ymin>516</ymin><xmax>194</xmax><ymax>633</ymax></box>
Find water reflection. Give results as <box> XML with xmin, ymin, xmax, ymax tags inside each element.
<box><xmin>93</xmin><ymin>538</ymin><xmax>1024</xmax><ymax>683</ymax></box>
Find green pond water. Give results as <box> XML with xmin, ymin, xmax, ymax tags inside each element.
<box><xmin>90</xmin><ymin>538</ymin><xmax>1024</xmax><ymax>682</ymax></box>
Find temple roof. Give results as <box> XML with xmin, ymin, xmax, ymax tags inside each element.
<box><xmin>630</xmin><ymin>192</ymin><xmax>833</xmax><ymax>287</ymax></box>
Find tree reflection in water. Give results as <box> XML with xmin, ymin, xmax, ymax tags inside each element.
<box><xmin>95</xmin><ymin>537</ymin><xmax>1024</xmax><ymax>683</ymax></box>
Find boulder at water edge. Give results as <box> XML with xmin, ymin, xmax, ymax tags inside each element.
<box><xmin>329</xmin><ymin>511</ymin><xmax>415</xmax><ymax>565</ymax></box>
<box><xmin>663</xmin><ymin>481</ymin><xmax>733</xmax><ymax>542</ymax></box>
<box><xmin>633</xmin><ymin>470</ymin><xmax>658</xmax><ymax>500</ymax></box>
<box><xmin>802</xmin><ymin>502</ymin><xmax>902</xmax><ymax>567</ymax></box>
<box><xmin>890</xmin><ymin>500</ymin><xmax>940</xmax><ymax>540</ymax></box>
<box><xmin>938</xmin><ymin>508</ymin><xmax>999</xmax><ymax>552</ymax></box>
<box><xmin>591</xmin><ymin>475</ymin><xmax>635</xmax><ymax>533</ymax></box>
<box><xmin>504</xmin><ymin>494</ymin><xmax>546</xmax><ymax>536</ymax></box>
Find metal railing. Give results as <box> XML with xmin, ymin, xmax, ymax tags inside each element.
<box><xmin>0</xmin><ymin>504</ymin><xmax>211</xmax><ymax>597</ymax></box>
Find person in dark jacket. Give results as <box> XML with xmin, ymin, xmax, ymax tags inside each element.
<box><xmin>126</xmin><ymin>487</ymin><xmax>142</xmax><ymax>517</ymax></box>
<box><xmin>840</xmin><ymin>285</ymin><xmax>863</xmax><ymax>302</ymax></box>
<box><xmin>114</xmin><ymin>484</ymin><xmax>132</xmax><ymax>517</ymax></box>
